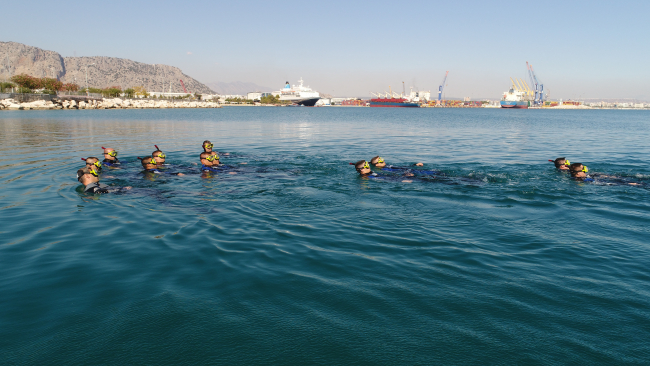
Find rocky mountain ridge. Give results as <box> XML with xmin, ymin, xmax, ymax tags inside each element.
<box><xmin>0</xmin><ymin>41</ymin><xmax>214</xmax><ymax>94</ymax></box>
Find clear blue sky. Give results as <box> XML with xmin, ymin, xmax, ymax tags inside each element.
<box><xmin>3</xmin><ymin>0</ymin><xmax>649</xmax><ymax>99</ymax></box>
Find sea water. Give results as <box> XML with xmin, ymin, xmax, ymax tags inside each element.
<box><xmin>1</xmin><ymin>108</ymin><xmax>649</xmax><ymax>364</ymax></box>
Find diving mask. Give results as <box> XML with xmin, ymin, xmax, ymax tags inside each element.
<box><xmin>155</xmin><ymin>153</ymin><xmax>166</xmax><ymax>159</ymax></box>
<box><xmin>565</xmin><ymin>160</ymin><xmax>570</xmax><ymax>166</ymax></box>
<box><xmin>89</xmin><ymin>167</ymin><xmax>99</xmax><ymax>177</ymax></box>
<box><xmin>377</xmin><ymin>157</ymin><xmax>385</xmax><ymax>164</ymax></box>
<box><xmin>106</xmin><ymin>150</ymin><xmax>118</xmax><ymax>157</ymax></box>
<box><xmin>204</xmin><ymin>143</ymin><xmax>214</xmax><ymax>149</ymax></box>
<box><xmin>206</xmin><ymin>154</ymin><xmax>220</xmax><ymax>162</ymax></box>
<box><xmin>361</xmin><ymin>162</ymin><xmax>370</xmax><ymax>170</ymax></box>
<box><xmin>87</xmin><ymin>160</ymin><xmax>101</xmax><ymax>168</ymax></box>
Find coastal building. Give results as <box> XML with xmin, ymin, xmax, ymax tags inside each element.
<box><xmin>246</xmin><ymin>92</ymin><xmax>271</xmax><ymax>101</ymax></box>
<box><xmin>218</xmin><ymin>95</ymin><xmax>245</xmax><ymax>103</ymax></box>
<box><xmin>148</xmin><ymin>92</ymin><xmax>191</xmax><ymax>98</ymax></box>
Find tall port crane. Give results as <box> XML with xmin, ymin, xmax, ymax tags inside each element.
<box><xmin>437</xmin><ymin>71</ymin><xmax>449</xmax><ymax>105</ymax></box>
<box><xmin>180</xmin><ymin>79</ymin><xmax>188</xmax><ymax>94</ymax></box>
<box><xmin>526</xmin><ymin>62</ymin><xmax>545</xmax><ymax>106</ymax></box>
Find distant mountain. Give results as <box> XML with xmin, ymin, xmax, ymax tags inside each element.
<box><xmin>205</xmin><ymin>81</ymin><xmax>274</xmax><ymax>95</ymax></box>
<box><xmin>0</xmin><ymin>41</ymin><xmax>214</xmax><ymax>94</ymax></box>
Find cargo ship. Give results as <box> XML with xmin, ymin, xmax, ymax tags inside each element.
<box><xmin>500</xmin><ymin>100</ymin><xmax>530</xmax><ymax>108</ymax></box>
<box><xmin>369</xmin><ymin>98</ymin><xmax>419</xmax><ymax>108</ymax></box>
<box><xmin>370</xmin><ymin>87</ymin><xmax>422</xmax><ymax>108</ymax></box>
<box><xmin>276</xmin><ymin>78</ymin><xmax>320</xmax><ymax>106</ymax></box>
<box><xmin>500</xmin><ymin>78</ymin><xmax>531</xmax><ymax>109</ymax></box>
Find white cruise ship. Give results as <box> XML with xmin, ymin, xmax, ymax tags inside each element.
<box><xmin>276</xmin><ymin>78</ymin><xmax>320</xmax><ymax>106</ymax></box>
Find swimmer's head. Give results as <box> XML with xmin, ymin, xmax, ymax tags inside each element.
<box><xmin>139</xmin><ymin>156</ymin><xmax>157</xmax><ymax>170</ymax></box>
<box><xmin>370</xmin><ymin>156</ymin><xmax>386</xmax><ymax>168</ymax></box>
<box><xmin>554</xmin><ymin>157</ymin><xmax>570</xmax><ymax>170</ymax></box>
<box><xmin>569</xmin><ymin>163</ymin><xmax>588</xmax><ymax>178</ymax></box>
<box><xmin>202</xmin><ymin>140</ymin><xmax>213</xmax><ymax>152</ymax></box>
<box><xmin>102</xmin><ymin>147</ymin><xmax>118</xmax><ymax>160</ymax></box>
<box><xmin>84</xmin><ymin>157</ymin><xmax>102</xmax><ymax>169</ymax></box>
<box><xmin>77</xmin><ymin>167</ymin><xmax>99</xmax><ymax>185</ymax></box>
<box><xmin>152</xmin><ymin>149</ymin><xmax>166</xmax><ymax>164</ymax></box>
<box><xmin>355</xmin><ymin>160</ymin><xmax>371</xmax><ymax>176</ymax></box>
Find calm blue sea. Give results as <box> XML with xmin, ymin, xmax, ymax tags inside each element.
<box><xmin>1</xmin><ymin>107</ymin><xmax>649</xmax><ymax>365</ymax></box>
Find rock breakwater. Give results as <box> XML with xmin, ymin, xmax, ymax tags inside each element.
<box><xmin>0</xmin><ymin>98</ymin><xmax>221</xmax><ymax>110</ymax></box>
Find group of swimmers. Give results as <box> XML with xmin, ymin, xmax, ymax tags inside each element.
<box><xmin>352</xmin><ymin>156</ymin><xmax>433</xmax><ymax>181</ymax></box>
<box><xmin>76</xmin><ymin>144</ymin><xmax>645</xmax><ymax>193</ymax></box>
<box><xmin>550</xmin><ymin>157</ymin><xmax>641</xmax><ymax>185</ymax></box>
<box><xmin>76</xmin><ymin>141</ymin><xmax>230</xmax><ymax>193</ymax></box>
<box><xmin>350</xmin><ymin>155</ymin><xmax>644</xmax><ymax>186</ymax></box>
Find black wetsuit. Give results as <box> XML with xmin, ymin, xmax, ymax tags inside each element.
<box><xmin>143</xmin><ymin>169</ymin><xmax>183</xmax><ymax>176</ymax></box>
<box><xmin>202</xmin><ymin>164</ymin><xmax>235</xmax><ymax>172</ymax></box>
<box><xmin>588</xmin><ymin>174</ymin><xmax>646</xmax><ymax>186</ymax></box>
<box><xmin>381</xmin><ymin>165</ymin><xmax>439</xmax><ymax>176</ymax></box>
<box><xmin>83</xmin><ymin>182</ymin><xmax>110</xmax><ymax>193</ymax></box>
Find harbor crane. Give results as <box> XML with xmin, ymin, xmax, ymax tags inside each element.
<box><xmin>437</xmin><ymin>71</ymin><xmax>449</xmax><ymax>105</ymax></box>
<box><xmin>180</xmin><ymin>79</ymin><xmax>188</xmax><ymax>94</ymax></box>
<box><xmin>526</xmin><ymin>62</ymin><xmax>545</xmax><ymax>106</ymax></box>
<box><xmin>521</xmin><ymin>79</ymin><xmax>534</xmax><ymax>98</ymax></box>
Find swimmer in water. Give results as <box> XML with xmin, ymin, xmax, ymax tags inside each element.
<box><xmin>578</xmin><ymin>166</ymin><xmax>645</xmax><ymax>186</ymax></box>
<box><xmin>102</xmin><ymin>147</ymin><xmax>120</xmax><ymax>166</ymax></box>
<box><xmin>354</xmin><ymin>160</ymin><xmax>377</xmax><ymax>177</ymax></box>
<box><xmin>77</xmin><ymin>166</ymin><xmax>131</xmax><ymax>193</ymax></box>
<box><xmin>82</xmin><ymin>157</ymin><xmax>102</xmax><ymax>172</ymax></box>
<box><xmin>139</xmin><ymin>156</ymin><xmax>184</xmax><ymax>176</ymax></box>
<box><xmin>200</xmin><ymin>151</ymin><xmax>221</xmax><ymax>171</ymax></box>
<box><xmin>370</xmin><ymin>156</ymin><xmax>386</xmax><ymax>168</ymax></box>
<box><xmin>152</xmin><ymin>145</ymin><xmax>166</xmax><ymax>165</ymax></box>
<box><xmin>551</xmin><ymin>157</ymin><xmax>571</xmax><ymax>170</ymax></box>
<box><xmin>354</xmin><ymin>160</ymin><xmax>422</xmax><ymax>183</ymax></box>
<box><xmin>202</xmin><ymin>140</ymin><xmax>214</xmax><ymax>153</ymax></box>
<box><xmin>140</xmin><ymin>156</ymin><xmax>158</xmax><ymax>172</ymax></box>
<box><xmin>371</xmin><ymin>156</ymin><xmax>435</xmax><ymax>177</ymax></box>
<box><xmin>77</xmin><ymin>166</ymin><xmax>108</xmax><ymax>193</ymax></box>
<box><xmin>569</xmin><ymin>163</ymin><xmax>592</xmax><ymax>181</ymax></box>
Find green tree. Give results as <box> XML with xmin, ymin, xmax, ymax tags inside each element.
<box><xmin>260</xmin><ymin>94</ymin><xmax>282</xmax><ymax>104</ymax></box>
<box><xmin>133</xmin><ymin>86</ymin><xmax>148</xmax><ymax>98</ymax></box>
<box><xmin>101</xmin><ymin>86</ymin><xmax>122</xmax><ymax>98</ymax></box>
<box><xmin>0</xmin><ymin>82</ymin><xmax>15</xmax><ymax>92</ymax></box>
<box><xmin>42</xmin><ymin>78</ymin><xmax>63</xmax><ymax>92</ymax></box>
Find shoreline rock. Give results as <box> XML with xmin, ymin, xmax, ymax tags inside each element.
<box><xmin>0</xmin><ymin>97</ymin><xmax>222</xmax><ymax>110</ymax></box>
